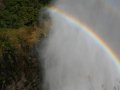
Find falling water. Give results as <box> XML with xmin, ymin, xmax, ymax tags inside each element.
<box><xmin>41</xmin><ymin>0</ymin><xmax>120</xmax><ymax>90</ymax></box>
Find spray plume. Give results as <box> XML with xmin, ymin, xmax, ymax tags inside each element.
<box><xmin>40</xmin><ymin>0</ymin><xmax>120</xmax><ymax>90</ymax></box>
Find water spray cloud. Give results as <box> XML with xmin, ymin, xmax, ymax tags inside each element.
<box><xmin>42</xmin><ymin>5</ymin><xmax>120</xmax><ymax>90</ymax></box>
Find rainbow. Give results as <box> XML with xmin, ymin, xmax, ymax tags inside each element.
<box><xmin>49</xmin><ymin>6</ymin><xmax>120</xmax><ymax>71</ymax></box>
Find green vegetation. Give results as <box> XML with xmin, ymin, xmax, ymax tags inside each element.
<box><xmin>0</xmin><ymin>0</ymin><xmax>53</xmax><ymax>28</ymax></box>
<box><xmin>0</xmin><ymin>0</ymin><xmax>52</xmax><ymax>89</ymax></box>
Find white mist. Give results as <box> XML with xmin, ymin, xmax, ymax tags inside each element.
<box><xmin>41</xmin><ymin>1</ymin><xmax>120</xmax><ymax>90</ymax></box>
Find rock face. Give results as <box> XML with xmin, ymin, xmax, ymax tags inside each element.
<box><xmin>0</xmin><ymin>28</ymin><xmax>46</xmax><ymax>90</ymax></box>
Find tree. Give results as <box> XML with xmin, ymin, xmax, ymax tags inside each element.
<box><xmin>0</xmin><ymin>0</ymin><xmax>52</xmax><ymax>28</ymax></box>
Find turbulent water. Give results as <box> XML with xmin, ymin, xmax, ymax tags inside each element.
<box><xmin>41</xmin><ymin>0</ymin><xmax>120</xmax><ymax>90</ymax></box>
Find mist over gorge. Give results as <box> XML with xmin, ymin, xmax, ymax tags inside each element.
<box><xmin>41</xmin><ymin>1</ymin><xmax>120</xmax><ymax>89</ymax></box>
